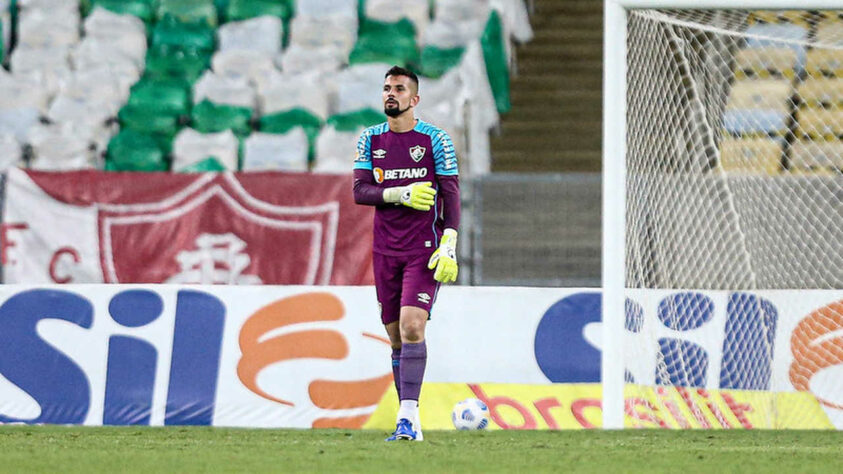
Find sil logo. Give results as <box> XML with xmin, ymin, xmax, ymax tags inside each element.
<box><xmin>236</xmin><ymin>292</ymin><xmax>392</xmax><ymax>428</ymax></box>
<box><xmin>373</xmin><ymin>167</ymin><xmax>385</xmax><ymax>184</ymax></box>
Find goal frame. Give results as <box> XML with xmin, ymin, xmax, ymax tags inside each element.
<box><xmin>601</xmin><ymin>0</ymin><xmax>843</xmax><ymax>429</ymax></box>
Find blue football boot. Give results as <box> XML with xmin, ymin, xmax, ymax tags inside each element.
<box><xmin>385</xmin><ymin>418</ymin><xmax>416</xmax><ymax>441</ymax></box>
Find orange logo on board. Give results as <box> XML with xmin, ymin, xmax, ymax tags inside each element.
<box><xmin>237</xmin><ymin>292</ymin><xmax>391</xmax><ymax>428</ymax></box>
<box><xmin>789</xmin><ymin>300</ymin><xmax>843</xmax><ymax>409</ymax></box>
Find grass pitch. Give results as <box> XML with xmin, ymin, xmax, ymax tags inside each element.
<box><xmin>0</xmin><ymin>426</ymin><xmax>840</xmax><ymax>473</ymax></box>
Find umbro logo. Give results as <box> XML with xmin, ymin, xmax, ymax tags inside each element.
<box><xmin>373</xmin><ymin>149</ymin><xmax>387</xmax><ymax>159</ymax></box>
<box><xmin>418</xmin><ymin>292</ymin><xmax>431</xmax><ymax>304</ymax></box>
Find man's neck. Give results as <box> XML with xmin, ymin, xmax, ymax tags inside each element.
<box><xmin>388</xmin><ymin>114</ymin><xmax>417</xmax><ymax>133</ymax></box>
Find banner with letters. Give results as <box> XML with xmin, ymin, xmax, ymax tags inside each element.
<box><xmin>1</xmin><ymin>168</ymin><xmax>374</xmax><ymax>285</ymax></box>
<box><xmin>0</xmin><ymin>285</ymin><xmax>840</xmax><ymax>430</ymax></box>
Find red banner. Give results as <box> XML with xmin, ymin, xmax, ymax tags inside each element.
<box><xmin>2</xmin><ymin>169</ymin><xmax>374</xmax><ymax>285</ymax></box>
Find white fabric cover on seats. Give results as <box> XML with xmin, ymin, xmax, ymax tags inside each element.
<box><xmin>288</xmin><ymin>14</ymin><xmax>357</xmax><ymax>59</ymax></box>
<box><xmin>27</xmin><ymin>122</ymin><xmax>97</xmax><ymax>170</ymax></box>
<box><xmin>211</xmin><ymin>49</ymin><xmax>277</xmax><ymax>85</ymax></box>
<box><xmin>296</xmin><ymin>0</ymin><xmax>357</xmax><ymax>19</ymax></box>
<box><xmin>365</xmin><ymin>0</ymin><xmax>430</xmax><ymax>37</ymax></box>
<box><xmin>314</xmin><ymin>125</ymin><xmax>361</xmax><ymax>172</ymax></box>
<box><xmin>278</xmin><ymin>44</ymin><xmax>343</xmax><ymax>76</ymax></box>
<box><xmin>193</xmin><ymin>71</ymin><xmax>256</xmax><ymax>109</ymax></box>
<box><xmin>242</xmin><ymin>129</ymin><xmax>309</xmax><ymax>171</ymax></box>
<box><xmin>258</xmin><ymin>72</ymin><xmax>330</xmax><ymax>119</ymax></box>
<box><xmin>172</xmin><ymin>128</ymin><xmax>239</xmax><ymax>171</ymax></box>
<box><xmin>218</xmin><ymin>16</ymin><xmax>283</xmax><ymax>54</ymax></box>
<box><xmin>334</xmin><ymin>63</ymin><xmax>391</xmax><ymax>114</ymax></box>
<box><xmin>18</xmin><ymin>8</ymin><xmax>80</xmax><ymax>49</ymax></box>
<box><xmin>0</xmin><ymin>134</ymin><xmax>23</xmax><ymax>170</ymax></box>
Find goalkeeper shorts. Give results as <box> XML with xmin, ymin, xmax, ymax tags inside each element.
<box><xmin>373</xmin><ymin>251</ymin><xmax>439</xmax><ymax>325</ymax></box>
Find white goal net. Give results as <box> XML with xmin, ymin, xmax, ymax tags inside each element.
<box><xmin>613</xmin><ymin>7</ymin><xmax>843</xmax><ymax>429</ymax></box>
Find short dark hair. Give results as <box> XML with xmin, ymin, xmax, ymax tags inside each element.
<box><xmin>385</xmin><ymin>65</ymin><xmax>419</xmax><ymax>89</ymax></box>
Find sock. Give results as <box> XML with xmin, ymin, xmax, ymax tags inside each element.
<box><xmin>391</xmin><ymin>348</ymin><xmax>401</xmax><ymax>400</ymax></box>
<box><xmin>399</xmin><ymin>341</ymin><xmax>426</xmax><ymax>404</ymax></box>
<box><xmin>397</xmin><ymin>400</ymin><xmax>418</xmax><ymax>424</ymax></box>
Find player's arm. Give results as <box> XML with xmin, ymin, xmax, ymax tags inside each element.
<box><xmin>427</xmin><ymin>129</ymin><xmax>461</xmax><ymax>283</ymax></box>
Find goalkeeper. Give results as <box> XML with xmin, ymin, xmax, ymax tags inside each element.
<box><xmin>352</xmin><ymin>66</ymin><xmax>460</xmax><ymax>442</ymax></box>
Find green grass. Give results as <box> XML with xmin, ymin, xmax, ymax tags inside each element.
<box><xmin>0</xmin><ymin>427</ymin><xmax>840</xmax><ymax>473</ymax></box>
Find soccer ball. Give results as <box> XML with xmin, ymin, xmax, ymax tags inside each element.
<box><xmin>451</xmin><ymin>398</ymin><xmax>490</xmax><ymax>430</ymax></box>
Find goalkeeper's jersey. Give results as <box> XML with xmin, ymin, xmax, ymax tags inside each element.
<box><xmin>354</xmin><ymin>120</ymin><xmax>459</xmax><ymax>256</ymax></box>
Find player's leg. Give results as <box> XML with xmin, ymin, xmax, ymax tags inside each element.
<box><xmin>391</xmin><ymin>253</ymin><xmax>439</xmax><ymax>441</ymax></box>
<box><xmin>373</xmin><ymin>252</ymin><xmax>404</xmax><ymax>407</ymax></box>
<box><xmin>384</xmin><ymin>321</ymin><xmax>401</xmax><ymax>400</ymax></box>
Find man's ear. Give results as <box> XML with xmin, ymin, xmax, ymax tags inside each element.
<box><xmin>411</xmin><ymin>94</ymin><xmax>420</xmax><ymax>108</ymax></box>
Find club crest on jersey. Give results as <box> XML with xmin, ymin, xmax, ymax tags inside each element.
<box><xmin>373</xmin><ymin>149</ymin><xmax>387</xmax><ymax>159</ymax></box>
<box><xmin>409</xmin><ymin>145</ymin><xmax>426</xmax><ymax>162</ymax></box>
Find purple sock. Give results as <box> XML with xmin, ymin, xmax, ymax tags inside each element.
<box><xmin>391</xmin><ymin>348</ymin><xmax>401</xmax><ymax>400</ymax></box>
<box><xmin>399</xmin><ymin>341</ymin><xmax>426</xmax><ymax>401</ymax></box>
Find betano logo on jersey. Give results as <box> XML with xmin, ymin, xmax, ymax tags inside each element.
<box><xmin>373</xmin><ymin>167</ymin><xmax>428</xmax><ymax>184</ymax></box>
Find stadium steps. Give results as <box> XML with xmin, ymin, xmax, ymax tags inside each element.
<box><xmin>491</xmin><ymin>0</ymin><xmax>603</xmax><ymax>173</ymax></box>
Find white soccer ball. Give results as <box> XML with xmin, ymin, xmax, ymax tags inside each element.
<box><xmin>451</xmin><ymin>398</ymin><xmax>490</xmax><ymax>430</ymax></box>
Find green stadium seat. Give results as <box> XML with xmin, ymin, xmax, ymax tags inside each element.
<box><xmin>156</xmin><ymin>0</ymin><xmax>219</xmax><ymax>27</ymax></box>
<box><xmin>151</xmin><ymin>15</ymin><xmax>216</xmax><ymax>53</ymax></box>
<box><xmin>106</xmin><ymin>129</ymin><xmax>168</xmax><ymax>171</ymax></box>
<box><xmin>191</xmin><ymin>99</ymin><xmax>252</xmax><ymax>137</ymax></box>
<box><xmin>177</xmin><ymin>156</ymin><xmax>227</xmax><ymax>172</ymax></box>
<box><xmin>145</xmin><ymin>44</ymin><xmax>211</xmax><ymax>82</ymax></box>
<box><xmin>417</xmin><ymin>45</ymin><xmax>464</xmax><ymax>79</ymax></box>
<box><xmin>348</xmin><ymin>18</ymin><xmax>419</xmax><ymax>67</ymax></box>
<box><xmin>126</xmin><ymin>77</ymin><xmax>192</xmax><ymax>116</ymax></box>
<box><xmin>481</xmin><ymin>10</ymin><xmax>511</xmax><ymax>114</ymax></box>
<box><xmin>259</xmin><ymin>108</ymin><xmax>323</xmax><ymax>160</ymax></box>
<box><xmin>224</xmin><ymin>0</ymin><xmax>293</xmax><ymax>22</ymax></box>
<box><xmin>87</xmin><ymin>0</ymin><xmax>155</xmax><ymax>23</ymax></box>
<box><xmin>326</xmin><ymin>108</ymin><xmax>386</xmax><ymax>132</ymax></box>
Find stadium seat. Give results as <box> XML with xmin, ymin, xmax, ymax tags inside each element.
<box><xmin>17</xmin><ymin>7</ymin><xmax>80</xmax><ymax>49</ymax></box>
<box><xmin>71</xmin><ymin>37</ymin><xmax>144</xmax><ymax>84</ymax></box>
<box><xmin>364</xmin><ymin>0</ymin><xmax>429</xmax><ymax>39</ymax></box>
<box><xmin>277</xmin><ymin>44</ymin><xmax>343</xmax><ymax>76</ymax></box>
<box><xmin>417</xmin><ymin>45</ymin><xmax>465</xmax><ymax>79</ymax></box>
<box><xmin>190</xmin><ymin>99</ymin><xmax>252</xmax><ymax>137</ymax></box>
<box><xmin>797</xmin><ymin>78</ymin><xmax>843</xmax><ymax>108</ymax></box>
<box><xmin>326</xmin><ymin>109</ymin><xmax>385</xmax><ymax>132</ymax></box>
<box><xmin>156</xmin><ymin>0</ymin><xmax>218</xmax><ymax>27</ymax></box>
<box><xmin>126</xmin><ymin>77</ymin><xmax>192</xmax><ymax>117</ymax></box>
<box><xmin>0</xmin><ymin>107</ymin><xmax>41</xmax><ymax>142</ymax></box>
<box><xmin>223</xmin><ymin>0</ymin><xmax>294</xmax><ymax>23</ymax></box>
<box><xmin>313</xmin><ymin>124</ymin><xmax>362</xmax><ymax>172</ymax></box>
<box><xmin>296</xmin><ymin>0</ymin><xmax>356</xmax><ymax>20</ymax></box>
<box><xmin>193</xmin><ymin>71</ymin><xmax>255</xmax><ymax>109</ymax></box>
<box><xmin>795</xmin><ymin>108</ymin><xmax>843</xmax><ymax>140</ymax></box>
<box><xmin>84</xmin><ymin>6</ymin><xmax>147</xmax><ymax>39</ymax></box>
<box><xmin>288</xmin><ymin>13</ymin><xmax>357</xmax><ymax>59</ymax></box>
<box><xmin>258</xmin><ymin>72</ymin><xmax>329</xmax><ymax>119</ymax></box>
<box><xmin>151</xmin><ymin>15</ymin><xmax>216</xmax><ymax>54</ymax></box>
<box><xmin>789</xmin><ymin>139</ymin><xmax>843</xmax><ymax>171</ymax></box>
<box><xmin>718</xmin><ymin>137</ymin><xmax>782</xmax><ymax>174</ymax></box>
<box><xmin>87</xmin><ymin>0</ymin><xmax>155</xmax><ymax>23</ymax></box>
<box><xmin>725</xmin><ymin>79</ymin><xmax>793</xmax><ymax>113</ymax></box>
<box><xmin>806</xmin><ymin>49</ymin><xmax>843</xmax><ymax>77</ymax></box>
<box><xmin>27</xmin><ymin>123</ymin><xmax>97</xmax><ymax>170</ymax></box>
<box><xmin>177</xmin><ymin>156</ymin><xmax>227</xmax><ymax>172</ymax></box>
<box><xmin>118</xmin><ymin>105</ymin><xmax>180</xmax><ymax>152</ymax></box>
<box><xmin>145</xmin><ymin>44</ymin><xmax>211</xmax><ymax>82</ymax></box>
<box><xmin>334</xmin><ymin>63</ymin><xmax>391</xmax><ymax>114</ymax></box>
<box><xmin>242</xmin><ymin>129</ymin><xmax>309</xmax><ymax>171</ymax></box>
<box><xmin>10</xmin><ymin>45</ymin><xmax>73</xmax><ymax>97</ymax></box>
<box><xmin>748</xmin><ymin>10</ymin><xmax>813</xmax><ymax>28</ymax></box>
<box><xmin>349</xmin><ymin>18</ymin><xmax>419</xmax><ymax>67</ymax></box>
<box><xmin>733</xmin><ymin>46</ymin><xmax>800</xmax><ymax>79</ymax></box>
<box><xmin>218</xmin><ymin>16</ymin><xmax>282</xmax><ymax>54</ymax></box>
<box><xmin>106</xmin><ymin>129</ymin><xmax>168</xmax><ymax>171</ymax></box>
<box><xmin>211</xmin><ymin>49</ymin><xmax>276</xmax><ymax>85</ymax></box>
<box><xmin>0</xmin><ymin>133</ymin><xmax>23</xmax><ymax>170</ymax></box>
<box><xmin>171</xmin><ymin>128</ymin><xmax>239</xmax><ymax>171</ymax></box>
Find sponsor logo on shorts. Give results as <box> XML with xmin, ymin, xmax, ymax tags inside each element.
<box><xmin>409</xmin><ymin>146</ymin><xmax>426</xmax><ymax>162</ymax></box>
<box><xmin>373</xmin><ymin>149</ymin><xmax>387</xmax><ymax>159</ymax></box>
<box><xmin>418</xmin><ymin>293</ymin><xmax>431</xmax><ymax>304</ymax></box>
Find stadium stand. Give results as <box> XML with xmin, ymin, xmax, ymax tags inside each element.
<box><xmin>0</xmin><ymin>0</ymin><xmax>528</xmax><ymax>176</ymax></box>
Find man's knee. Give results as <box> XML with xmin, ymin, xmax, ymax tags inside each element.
<box><xmin>399</xmin><ymin>307</ymin><xmax>427</xmax><ymax>343</ymax></box>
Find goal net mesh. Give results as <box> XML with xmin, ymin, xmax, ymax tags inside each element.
<box><xmin>623</xmin><ymin>9</ymin><xmax>843</xmax><ymax>428</ymax></box>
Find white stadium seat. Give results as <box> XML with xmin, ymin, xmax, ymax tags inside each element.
<box><xmin>314</xmin><ymin>125</ymin><xmax>362</xmax><ymax>172</ymax></box>
<box><xmin>218</xmin><ymin>16</ymin><xmax>283</xmax><ymax>55</ymax></box>
<box><xmin>193</xmin><ymin>71</ymin><xmax>256</xmax><ymax>109</ymax></box>
<box><xmin>27</xmin><ymin>123</ymin><xmax>98</xmax><ymax>171</ymax></box>
<box><xmin>242</xmin><ymin>129</ymin><xmax>309</xmax><ymax>172</ymax></box>
<box><xmin>211</xmin><ymin>49</ymin><xmax>277</xmax><ymax>86</ymax></box>
<box><xmin>172</xmin><ymin>128</ymin><xmax>240</xmax><ymax>171</ymax></box>
<box><xmin>258</xmin><ymin>71</ymin><xmax>330</xmax><ymax>119</ymax></box>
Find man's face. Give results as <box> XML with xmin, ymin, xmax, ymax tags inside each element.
<box><xmin>383</xmin><ymin>75</ymin><xmax>418</xmax><ymax>118</ymax></box>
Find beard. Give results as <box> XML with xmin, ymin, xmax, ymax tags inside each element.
<box><xmin>384</xmin><ymin>102</ymin><xmax>411</xmax><ymax>118</ymax></box>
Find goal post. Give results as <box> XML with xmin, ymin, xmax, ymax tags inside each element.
<box><xmin>603</xmin><ymin>0</ymin><xmax>843</xmax><ymax>429</ymax></box>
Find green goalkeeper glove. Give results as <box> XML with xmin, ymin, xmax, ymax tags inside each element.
<box><xmin>383</xmin><ymin>181</ymin><xmax>437</xmax><ymax>211</ymax></box>
<box><xmin>427</xmin><ymin>228</ymin><xmax>458</xmax><ymax>283</ymax></box>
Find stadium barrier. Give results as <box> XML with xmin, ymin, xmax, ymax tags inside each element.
<box><xmin>0</xmin><ymin>285</ymin><xmax>838</xmax><ymax>430</ymax></box>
